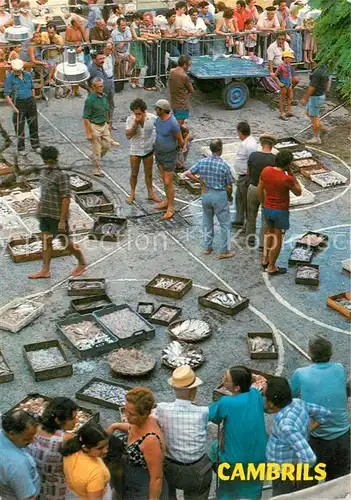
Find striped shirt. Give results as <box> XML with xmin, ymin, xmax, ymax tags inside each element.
<box><xmin>38</xmin><ymin>168</ymin><xmax>70</xmax><ymax>220</ymax></box>
<box><xmin>139</xmin><ymin>22</ymin><xmax>160</xmax><ymax>37</ymax></box>
<box><xmin>189</xmin><ymin>154</ymin><xmax>234</xmax><ymax>190</ymax></box>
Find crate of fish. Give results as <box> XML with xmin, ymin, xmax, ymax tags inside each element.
<box><xmin>23</xmin><ymin>340</ymin><xmax>73</xmax><ymax>382</ymax></box>
<box><xmin>89</xmin><ymin>216</ymin><xmax>127</xmax><ymax>242</ymax></box>
<box><xmin>275</xmin><ymin>137</ymin><xmax>304</xmax><ymax>151</ymax></box>
<box><xmin>20</xmin><ymin>215</ymin><xmax>41</xmax><ymax>235</ymax></box>
<box><xmin>184</xmin><ymin>177</ymin><xmax>202</xmax><ymax>195</ymax></box>
<box><xmin>0</xmin><ymin>181</ymin><xmax>32</xmax><ymax>196</ymax></box>
<box><xmin>145</xmin><ymin>274</ymin><xmax>192</xmax><ymax>300</ymax></box>
<box><xmin>292</xmin><ymin>157</ymin><xmax>321</xmax><ymax>170</ymax></box>
<box><xmin>148</xmin><ymin>304</ymin><xmax>182</xmax><ymax>326</ymax></box>
<box><xmin>0</xmin><ymin>199</ymin><xmax>16</xmax><ymax>217</ymax></box>
<box><xmin>94</xmin><ymin>304</ymin><xmax>155</xmax><ymax>347</ymax></box>
<box><xmin>169</xmin><ymin>319</ymin><xmax>211</xmax><ymax>343</ymax></box>
<box><xmin>0</xmin><ymin>216</ymin><xmax>31</xmax><ymax>242</ymax></box>
<box><xmin>288</xmin><ymin>246</ymin><xmax>314</xmax><ymax>266</ymax></box>
<box><xmin>69</xmin><ymin>174</ymin><xmax>93</xmax><ymax>192</ymax></box>
<box><xmin>8</xmin><ymin>236</ymin><xmax>71</xmax><ymax>263</ymax></box>
<box><xmin>108</xmin><ymin>348</ymin><xmax>156</xmax><ymax>377</ymax></box>
<box><xmin>76</xmin><ymin>377</ymin><xmax>132</xmax><ymax>410</ymax></box>
<box><xmin>75</xmin><ymin>190</ymin><xmax>113</xmax><ymax>214</ymax></box>
<box><xmin>137</xmin><ymin>302</ymin><xmax>155</xmax><ymax>319</ymax></box>
<box><xmin>71</xmin><ymin>294</ymin><xmax>113</xmax><ymax>315</ymax></box>
<box><xmin>246</xmin><ymin>332</ymin><xmax>278</xmax><ymax>360</ymax></box>
<box><xmin>293</xmin><ymin>150</ymin><xmax>313</xmax><ymax>160</ymax></box>
<box><xmin>0</xmin><ymin>161</ymin><xmax>13</xmax><ymax>176</ymax></box>
<box><xmin>299</xmin><ymin>164</ymin><xmax>330</xmax><ymax>179</ymax></box>
<box><xmin>295</xmin><ymin>264</ymin><xmax>320</xmax><ymax>286</ymax></box>
<box><xmin>4</xmin><ymin>191</ymin><xmax>38</xmax><ymax>215</ymax></box>
<box><xmin>0</xmin><ymin>298</ymin><xmax>44</xmax><ymax>333</ymax></box>
<box><xmin>213</xmin><ymin>368</ymin><xmax>274</xmax><ymax>401</ymax></box>
<box><xmin>296</xmin><ymin>231</ymin><xmax>328</xmax><ymax>249</ymax></box>
<box><xmin>327</xmin><ymin>292</ymin><xmax>351</xmax><ymax>321</ymax></box>
<box><xmin>342</xmin><ymin>259</ymin><xmax>351</xmax><ymax>273</ymax></box>
<box><xmin>0</xmin><ymin>349</ymin><xmax>14</xmax><ymax>384</ymax></box>
<box><xmin>57</xmin><ymin>313</ymin><xmax>119</xmax><ymax>358</ymax></box>
<box><xmin>198</xmin><ymin>288</ymin><xmax>249</xmax><ymax>316</ymax></box>
<box><xmin>67</xmin><ymin>278</ymin><xmax>106</xmax><ymax>296</ymax></box>
<box><xmin>68</xmin><ymin>200</ymin><xmax>95</xmax><ymax>233</ymax></box>
<box><xmin>174</xmin><ymin>171</ymin><xmax>187</xmax><ymax>186</ymax></box>
<box><xmin>310</xmin><ymin>171</ymin><xmax>348</xmax><ymax>188</ymax></box>
<box><xmin>162</xmin><ymin>341</ymin><xmax>204</xmax><ymax>369</ymax></box>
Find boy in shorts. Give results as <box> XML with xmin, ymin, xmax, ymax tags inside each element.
<box><xmin>273</xmin><ymin>51</ymin><xmax>296</xmax><ymax>121</ymax></box>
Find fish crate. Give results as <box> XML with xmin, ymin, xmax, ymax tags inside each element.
<box><xmin>184</xmin><ymin>178</ymin><xmax>202</xmax><ymax>195</ymax></box>
<box><xmin>212</xmin><ymin>368</ymin><xmax>274</xmax><ymax>401</ymax></box>
<box><xmin>174</xmin><ymin>171</ymin><xmax>187</xmax><ymax>186</ymax></box>
<box><xmin>145</xmin><ymin>273</ymin><xmax>193</xmax><ymax>300</ymax></box>
<box><xmin>0</xmin><ymin>161</ymin><xmax>13</xmax><ymax>176</ymax></box>
<box><xmin>57</xmin><ymin>313</ymin><xmax>119</xmax><ymax>359</ymax></box>
<box><xmin>310</xmin><ymin>171</ymin><xmax>348</xmax><ymax>188</ymax></box>
<box><xmin>148</xmin><ymin>304</ymin><xmax>182</xmax><ymax>326</ymax></box>
<box><xmin>292</xmin><ymin>157</ymin><xmax>321</xmax><ymax>171</ymax></box>
<box><xmin>299</xmin><ymin>164</ymin><xmax>330</xmax><ymax>179</ymax></box>
<box><xmin>93</xmin><ymin>304</ymin><xmax>155</xmax><ymax>347</ymax></box>
<box><xmin>295</xmin><ymin>264</ymin><xmax>320</xmax><ymax>286</ymax></box>
<box><xmin>67</xmin><ymin>278</ymin><xmax>106</xmax><ymax>297</ymax></box>
<box><xmin>0</xmin><ymin>181</ymin><xmax>32</xmax><ymax>195</ymax></box>
<box><xmin>342</xmin><ymin>259</ymin><xmax>351</xmax><ymax>273</ymax></box>
<box><xmin>71</xmin><ymin>294</ymin><xmax>113</xmax><ymax>315</ymax></box>
<box><xmin>296</xmin><ymin>231</ymin><xmax>328</xmax><ymax>250</ymax></box>
<box><xmin>69</xmin><ymin>174</ymin><xmax>93</xmax><ymax>192</ymax></box>
<box><xmin>76</xmin><ymin>377</ymin><xmax>133</xmax><ymax>410</ymax></box>
<box><xmin>246</xmin><ymin>332</ymin><xmax>278</xmax><ymax>360</ymax></box>
<box><xmin>327</xmin><ymin>292</ymin><xmax>351</xmax><ymax>321</ymax></box>
<box><xmin>0</xmin><ymin>298</ymin><xmax>44</xmax><ymax>333</ymax></box>
<box><xmin>275</xmin><ymin>137</ymin><xmax>304</xmax><ymax>151</ymax></box>
<box><xmin>7</xmin><ymin>236</ymin><xmax>71</xmax><ymax>263</ymax></box>
<box><xmin>6</xmin><ymin>393</ymin><xmax>54</xmax><ymax>418</ymax></box>
<box><xmin>288</xmin><ymin>246</ymin><xmax>314</xmax><ymax>266</ymax></box>
<box><xmin>137</xmin><ymin>302</ymin><xmax>155</xmax><ymax>319</ymax></box>
<box><xmin>0</xmin><ymin>349</ymin><xmax>14</xmax><ymax>383</ymax></box>
<box><xmin>89</xmin><ymin>216</ymin><xmax>127</xmax><ymax>242</ymax></box>
<box><xmin>198</xmin><ymin>288</ymin><xmax>249</xmax><ymax>316</ymax></box>
<box><xmin>75</xmin><ymin>190</ymin><xmax>113</xmax><ymax>214</ymax></box>
<box><xmin>23</xmin><ymin>340</ymin><xmax>73</xmax><ymax>382</ymax></box>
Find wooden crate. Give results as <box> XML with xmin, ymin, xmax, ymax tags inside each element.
<box><xmin>246</xmin><ymin>332</ymin><xmax>278</xmax><ymax>360</ymax></box>
<box><xmin>295</xmin><ymin>264</ymin><xmax>320</xmax><ymax>286</ymax></box>
<box><xmin>0</xmin><ymin>161</ymin><xmax>13</xmax><ymax>176</ymax></box>
<box><xmin>75</xmin><ymin>190</ymin><xmax>113</xmax><ymax>214</ymax></box>
<box><xmin>0</xmin><ymin>349</ymin><xmax>14</xmax><ymax>383</ymax></box>
<box><xmin>296</xmin><ymin>231</ymin><xmax>328</xmax><ymax>249</ymax></box>
<box><xmin>184</xmin><ymin>178</ymin><xmax>202</xmax><ymax>195</ymax></box>
<box><xmin>137</xmin><ymin>302</ymin><xmax>155</xmax><ymax>319</ymax></box>
<box><xmin>198</xmin><ymin>288</ymin><xmax>249</xmax><ymax>316</ymax></box>
<box><xmin>23</xmin><ymin>340</ymin><xmax>72</xmax><ymax>382</ymax></box>
<box><xmin>327</xmin><ymin>292</ymin><xmax>351</xmax><ymax>321</ymax></box>
<box><xmin>8</xmin><ymin>236</ymin><xmax>71</xmax><ymax>263</ymax></box>
<box><xmin>145</xmin><ymin>274</ymin><xmax>192</xmax><ymax>300</ymax></box>
<box><xmin>89</xmin><ymin>216</ymin><xmax>127</xmax><ymax>242</ymax></box>
<box><xmin>299</xmin><ymin>164</ymin><xmax>330</xmax><ymax>179</ymax></box>
<box><xmin>71</xmin><ymin>294</ymin><xmax>113</xmax><ymax>315</ymax></box>
<box><xmin>148</xmin><ymin>305</ymin><xmax>182</xmax><ymax>326</ymax></box>
<box><xmin>76</xmin><ymin>377</ymin><xmax>133</xmax><ymax>410</ymax></box>
<box><xmin>67</xmin><ymin>278</ymin><xmax>106</xmax><ymax>297</ymax></box>
<box><xmin>275</xmin><ymin>137</ymin><xmax>304</xmax><ymax>151</ymax></box>
<box><xmin>288</xmin><ymin>246</ymin><xmax>314</xmax><ymax>266</ymax></box>
<box><xmin>69</xmin><ymin>174</ymin><xmax>93</xmax><ymax>192</ymax></box>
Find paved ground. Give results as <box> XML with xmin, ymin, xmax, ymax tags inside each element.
<box><xmin>0</xmin><ymin>76</ymin><xmax>350</xmax><ymax>492</ymax></box>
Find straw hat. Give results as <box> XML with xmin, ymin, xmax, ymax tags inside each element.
<box><xmin>11</xmin><ymin>59</ymin><xmax>24</xmax><ymax>71</ymax></box>
<box><xmin>282</xmin><ymin>51</ymin><xmax>295</xmax><ymax>59</ymax></box>
<box><xmin>168</xmin><ymin>365</ymin><xmax>203</xmax><ymax>389</ymax></box>
<box><xmin>260</xmin><ymin>133</ymin><xmax>277</xmax><ymax>145</ymax></box>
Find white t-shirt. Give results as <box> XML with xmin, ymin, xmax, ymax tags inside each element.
<box><xmin>182</xmin><ymin>17</ymin><xmax>206</xmax><ymax>43</ymax></box>
<box><xmin>0</xmin><ymin>12</ymin><xmax>12</xmax><ymax>43</ymax></box>
<box><xmin>174</xmin><ymin>13</ymin><xmax>189</xmax><ymax>31</ymax></box>
<box><xmin>234</xmin><ymin>135</ymin><xmax>258</xmax><ymax>175</ymax></box>
<box><xmin>257</xmin><ymin>11</ymin><xmax>280</xmax><ymax>33</ymax></box>
<box><xmin>126</xmin><ymin>112</ymin><xmax>157</xmax><ymax>156</ymax></box>
<box><xmin>267</xmin><ymin>40</ymin><xmax>292</xmax><ymax>67</ymax></box>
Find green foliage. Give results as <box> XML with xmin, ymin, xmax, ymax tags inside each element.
<box><xmin>310</xmin><ymin>0</ymin><xmax>351</xmax><ymax>99</ymax></box>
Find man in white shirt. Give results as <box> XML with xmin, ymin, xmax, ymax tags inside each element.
<box><xmin>267</xmin><ymin>32</ymin><xmax>292</xmax><ymax>74</ymax></box>
<box><xmin>174</xmin><ymin>0</ymin><xmax>189</xmax><ymax>30</ymax></box>
<box><xmin>257</xmin><ymin>6</ymin><xmax>280</xmax><ymax>56</ymax></box>
<box><xmin>233</xmin><ymin>121</ymin><xmax>257</xmax><ymax>228</ymax></box>
<box><xmin>154</xmin><ymin>366</ymin><xmax>213</xmax><ymax>500</ymax></box>
<box><xmin>181</xmin><ymin>8</ymin><xmax>206</xmax><ymax>57</ymax></box>
<box><xmin>112</xmin><ymin>17</ymin><xmax>135</xmax><ymax>77</ymax></box>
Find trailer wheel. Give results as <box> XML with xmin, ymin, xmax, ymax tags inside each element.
<box><xmin>222</xmin><ymin>82</ymin><xmax>249</xmax><ymax>110</ymax></box>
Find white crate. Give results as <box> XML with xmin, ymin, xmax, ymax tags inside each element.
<box><xmin>0</xmin><ymin>298</ymin><xmax>44</xmax><ymax>333</ymax></box>
<box><xmin>310</xmin><ymin>171</ymin><xmax>348</xmax><ymax>188</ymax></box>
<box><xmin>290</xmin><ymin>181</ymin><xmax>315</xmax><ymax>206</ymax></box>
<box><xmin>69</xmin><ymin>200</ymin><xmax>94</xmax><ymax>233</ymax></box>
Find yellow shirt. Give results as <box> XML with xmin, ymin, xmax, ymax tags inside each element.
<box><xmin>63</xmin><ymin>451</ymin><xmax>111</xmax><ymax>498</ymax></box>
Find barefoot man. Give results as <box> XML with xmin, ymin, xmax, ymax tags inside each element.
<box><xmin>126</xmin><ymin>98</ymin><xmax>161</xmax><ymax>204</ymax></box>
<box><xmin>29</xmin><ymin>146</ymin><xmax>87</xmax><ymax>279</ymax></box>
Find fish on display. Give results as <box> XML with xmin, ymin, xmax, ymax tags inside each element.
<box><xmin>151</xmin><ymin>306</ymin><xmax>179</xmax><ymax>322</ymax></box>
<box><xmin>11</xmin><ymin>239</ymin><xmax>65</xmax><ymax>255</ymax></box>
<box><xmin>275</xmin><ymin>141</ymin><xmax>298</xmax><ymax>148</ymax></box>
<box><xmin>296</xmin><ymin>266</ymin><xmax>319</xmax><ymax>280</ymax></box>
<box><xmin>27</xmin><ymin>347</ymin><xmax>66</xmax><ymax>370</ymax></box>
<box><xmin>0</xmin><ymin>353</ymin><xmax>11</xmax><ymax>375</ymax></box>
<box><xmin>162</xmin><ymin>341</ymin><xmax>204</xmax><ymax>368</ymax></box>
<box><xmin>208</xmin><ymin>290</ymin><xmax>242</xmax><ymax>307</ymax></box>
<box><xmin>249</xmin><ymin>337</ymin><xmax>275</xmax><ymax>353</ymax></box>
<box><xmin>70</xmin><ymin>176</ymin><xmax>88</xmax><ymax>188</ymax></box>
<box><xmin>82</xmin><ymin>381</ymin><xmax>127</xmax><ymax>405</ymax></box>
<box><xmin>297</xmin><ymin>233</ymin><xmax>325</xmax><ymax>247</ymax></box>
<box><xmin>69</xmin><ymin>281</ymin><xmax>104</xmax><ymax>291</ymax></box>
<box><xmin>170</xmin><ymin>319</ymin><xmax>210</xmax><ymax>341</ymax></box>
<box><xmin>336</xmin><ymin>298</ymin><xmax>351</xmax><ymax>311</ymax></box>
<box><xmin>108</xmin><ymin>348</ymin><xmax>155</xmax><ymax>375</ymax></box>
<box><xmin>138</xmin><ymin>304</ymin><xmax>154</xmax><ymax>315</ymax></box>
<box><xmin>98</xmin><ymin>308</ymin><xmax>151</xmax><ymax>339</ymax></box>
<box><xmin>290</xmin><ymin>247</ymin><xmax>313</xmax><ymax>262</ymax></box>
<box><xmin>293</xmin><ymin>150</ymin><xmax>313</xmax><ymax>159</ymax></box>
<box><xmin>62</xmin><ymin>320</ymin><xmax>114</xmax><ymax>350</ymax></box>
<box><xmin>294</xmin><ymin>158</ymin><xmax>319</xmax><ymax>167</ymax></box>
<box><xmin>154</xmin><ymin>277</ymin><xmax>185</xmax><ymax>292</ymax></box>
<box><xmin>16</xmin><ymin>397</ymin><xmax>49</xmax><ymax>418</ymax></box>
<box><xmin>1</xmin><ymin>302</ymin><xmax>38</xmax><ymax>323</ymax></box>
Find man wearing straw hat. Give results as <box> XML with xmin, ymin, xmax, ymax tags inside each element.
<box><xmin>154</xmin><ymin>365</ymin><xmax>213</xmax><ymax>500</ymax></box>
<box><xmin>4</xmin><ymin>58</ymin><xmax>40</xmax><ymax>155</ymax></box>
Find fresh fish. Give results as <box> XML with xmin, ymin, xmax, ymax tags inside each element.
<box><xmin>310</xmin><ymin>172</ymin><xmax>347</xmax><ymax>188</ymax></box>
<box><xmin>82</xmin><ymin>381</ymin><xmax>127</xmax><ymax>405</ymax></box>
<box><xmin>296</xmin><ymin>266</ymin><xmax>319</xmax><ymax>280</ymax></box>
<box><xmin>297</xmin><ymin>233</ymin><xmax>325</xmax><ymax>247</ymax></box>
<box><xmin>294</xmin><ymin>158</ymin><xmax>319</xmax><ymax>168</ymax></box>
<box><xmin>276</xmin><ymin>141</ymin><xmax>298</xmax><ymax>148</ymax></box>
<box><xmin>69</xmin><ymin>281</ymin><xmax>104</xmax><ymax>291</ymax></box>
<box><xmin>16</xmin><ymin>397</ymin><xmax>49</xmax><ymax>418</ymax></box>
<box><xmin>249</xmin><ymin>337</ymin><xmax>275</xmax><ymax>353</ymax></box>
<box><xmin>153</xmin><ymin>277</ymin><xmax>186</xmax><ymax>292</ymax></box>
<box><xmin>0</xmin><ymin>302</ymin><xmax>38</xmax><ymax>324</ymax></box>
<box><xmin>162</xmin><ymin>341</ymin><xmax>204</xmax><ymax>368</ymax></box>
<box><xmin>62</xmin><ymin>320</ymin><xmax>114</xmax><ymax>350</ymax></box>
<box><xmin>336</xmin><ymin>299</ymin><xmax>351</xmax><ymax>311</ymax></box>
<box><xmin>27</xmin><ymin>347</ymin><xmax>66</xmax><ymax>370</ymax></box>
<box><xmin>290</xmin><ymin>247</ymin><xmax>313</xmax><ymax>262</ymax></box>
<box><xmin>208</xmin><ymin>290</ymin><xmax>242</xmax><ymax>307</ymax></box>
<box><xmin>70</xmin><ymin>175</ymin><xmax>89</xmax><ymax>188</ymax></box>
<box><xmin>151</xmin><ymin>306</ymin><xmax>179</xmax><ymax>323</ymax></box>
<box><xmin>108</xmin><ymin>348</ymin><xmax>155</xmax><ymax>375</ymax></box>
<box><xmin>293</xmin><ymin>150</ymin><xmax>313</xmax><ymax>159</ymax></box>
<box><xmin>97</xmin><ymin>307</ymin><xmax>151</xmax><ymax>339</ymax></box>
<box><xmin>170</xmin><ymin>319</ymin><xmax>210</xmax><ymax>341</ymax></box>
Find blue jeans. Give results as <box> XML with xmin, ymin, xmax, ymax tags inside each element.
<box><xmin>185</xmin><ymin>42</ymin><xmax>200</xmax><ymax>57</ymax></box>
<box><xmin>167</xmin><ymin>41</ymin><xmax>180</xmax><ymax>58</ymax></box>
<box><xmin>202</xmin><ymin>189</ymin><xmax>231</xmax><ymax>253</ymax></box>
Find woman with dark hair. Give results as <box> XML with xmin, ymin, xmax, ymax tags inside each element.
<box><xmin>62</xmin><ymin>423</ymin><xmax>111</xmax><ymax>499</ymax></box>
<box><xmin>28</xmin><ymin>397</ymin><xmax>78</xmax><ymax>500</ymax></box>
<box><xmin>209</xmin><ymin>366</ymin><xmax>267</xmax><ymax>499</ymax></box>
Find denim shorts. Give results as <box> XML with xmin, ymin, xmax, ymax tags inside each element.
<box><xmin>263</xmin><ymin>208</ymin><xmax>290</xmax><ymax>230</ymax></box>
<box><xmin>306</xmin><ymin>94</ymin><xmax>325</xmax><ymax>117</ymax></box>
<box><xmin>173</xmin><ymin>109</ymin><xmax>189</xmax><ymax>120</ymax></box>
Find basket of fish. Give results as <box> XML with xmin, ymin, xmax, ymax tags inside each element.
<box><xmin>246</xmin><ymin>332</ymin><xmax>278</xmax><ymax>360</ymax></box>
<box><xmin>310</xmin><ymin>171</ymin><xmax>348</xmax><ymax>188</ymax></box>
<box><xmin>149</xmin><ymin>305</ymin><xmax>182</xmax><ymax>326</ymax></box>
<box><xmin>146</xmin><ymin>273</ymin><xmax>192</xmax><ymax>300</ymax></box>
<box><xmin>76</xmin><ymin>377</ymin><xmax>132</xmax><ymax>410</ymax></box>
<box><xmin>69</xmin><ymin>174</ymin><xmax>93</xmax><ymax>192</ymax></box>
<box><xmin>342</xmin><ymin>259</ymin><xmax>351</xmax><ymax>273</ymax></box>
<box><xmin>94</xmin><ymin>304</ymin><xmax>155</xmax><ymax>347</ymax></box>
<box><xmin>288</xmin><ymin>246</ymin><xmax>314</xmax><ymax>266</ymax></box>
<box><xmin>0</xmin><ymin>298</ymin><xmax>44</xmax><ymax>333</ymax></box>
<box><xmin>108</xmin><ymin>348</ymin><xmax>156</xmax><ymax>377</ymax></box>
<box><xmin>275</xmin><ymin>137</ymin><xmax>303</xmax><ymax>151</ymax></box>
<box><xmin>213</xmin><ymin>368</ymin><xmax>274</xmax><ymax>401</ymax></box>
<box><xmin>184</xmin><ymin>177</ymin><xmax>202</xmax><ymax>195</ymax></box>
<box><xmin>136</xmin><ymin>302</ymin><xmax>155</xmax><ymax>319</ymax></box>
<box><xmin>57</xmin><ymin>313</ymin><xmax>119</xmax><ymax>358</ymax></box>
<box><xmin>295</xmin><ymin>264</ymin><xmax>320</xmax><ymax>286</ymax></box>
<box><xmin>8</xmin><ymin>236</ymin><xmax>71</xmax><ymax>263</ymax></box>
<box><xmin>75</xmin><ymin>190</ymin><xmax>113</xmax><ymax>214</ymax></box>
<box><xmin>0</xmin><ymin>349</ymin><xmax>14</xmax><ymax>384</ymax></box>
<box><xmin>71</xmin><ymin>294</ymin><xmax>113</xmax><ymax>315</ymax></box>
<box><xmin>198</xmin><ymin>288</ymin><xmax>249</xmax><ymax>316</ymax></box>
<box><xmin>174</xmin><ymin>171</ymin><xmax>187</xmax><ymax>186</ymax></box>
<box><xmin>327</xmin><ymin>292</ymin><xmax>351</xmax><ymax>321</ymax></box>
<box><xmin>169</xmin><ymin>319</ymin><xmax>211</xmax><ymax>343</ymax></box>
<box><xmin>23</xmin><ymin>340</ymin><xmax>73</xmax><ymax>382</ymax></box>
<box><xmin>296</xmin><ymin>231</ymin><xmax>328</xmax><ymax>249</ymax></box>
<box><xmin>0</xmin><ymin>161</ymin><xmax>13</xmax><ymax>176</ymax></box>
<box><xmin>89</xmin><ymin>216</ymin><xmax>127</xmax><ymax>242</ymax></box>
<box><xmin>293</xmin><ymin>150</ymin><xmax>313</xmax><ymax>160</ymax></box>
<box><xmin>162</xmin><ymin>341</ymin><xmax>204</xmax><ymax>369</ymax></box>
<box><xmin>67</xmin><ymin>278</ymin><xmax>106</xmax><ymax>296</ymax></box>
<box><xmin>299</xmin><ymin>164</ymin><xmax>330</xmax><ymax>179</ymax></box>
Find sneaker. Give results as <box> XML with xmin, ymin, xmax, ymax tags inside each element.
<box><xmin>306</xmin><ymin>137</ymin><xmax>322</xmax><ymax>145</ymax></box>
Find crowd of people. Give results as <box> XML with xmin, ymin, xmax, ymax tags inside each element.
<box><xmin>0</xmin><ymin>337</ymin><xmax>349</xmax><ymax>499</ymax></box>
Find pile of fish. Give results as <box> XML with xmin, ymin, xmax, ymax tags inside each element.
<box><xmin>8</xmin><ymin>198</ymin><xmax>37</xmax><ymax>214</ymax></box>
<box><xmin>294</xmin><ymin>158</ymin><xmax>319</xmax><ymax>168</ymax></box>
<box><xmin>162</xmin><ymin>341</ymin><xmax>204</xmax><ymax>368</ymax></box>
<box><xmin>27</xmin><ymin>347</ymin><xmax>66</xmax><ymax>370</ymax></box>
<box><xmin>207</xmin><ymin>290</ymin><xmax>242</xmax><ymax>308</ymax></box>
<box><xmin>170</xmin><ymin>319</ymin><xmax>210</xmax><ymax>341</ymax></box>
<box><xmin>68</xmin><ymin>280</ymin><xmax>105</xmax><ymax>292</ymax></box>
<box><xmin>0</xmin><ymin>353</ymin><xmax>11</xmax><ymax>376</ymax></box>
<box><xmin>311</xmin><ymin>172</ymin><xmax>347</xmax><ymax>188</ymax></box>
<box><xmin>249</xmin><ymin>336</ymin><xmax>275</xmax><ymax>353</ymax></box>
<box><xmin>98</xmin><ymin>308</ymin><xmax>150</xmax><ymax>339</ymax></box>
<box><xmin>297</xmin><ymin>233</ymin><xmax>325</xmax><ymax>247</ymax></box>
<box><xmin>0</xmin><ymin>219</ymin><xmax>28</xmax><ymax>240</ymax></box>
<box><xmin>22</xmin><ymin>216</ymin><xmax>40</xmax><ymax>234</ymax></box>
<box><xmin>296</xmin><ymin>265</ymin><xmax>319</xmax><ymax>280</ymax></box>
<box><xmin>74</xmin><ymin>297</ymin><xmax>111</xmax><ymax>312</ymax></box>
<box><xmin>177</xmin><ymin>172</ymin><xmax>187</xmax><ymax>180</ymax></box>
<box><xmin>336</xmin><ymin>297</ymin><xmax>351</xmax><ymax>311</ymax></box>
<box><xmin>0</xmin><ymin>201</ymin><xmax>15</xmax><ymax>217</ymax></box>
<box><xmin>276</xmin><ymin>141</ymin><xmax>298</xmax><ymax>149</ymax></box>
<box><xmin>82</xmin><ymin>380</ymin><xmax>127</xmax><ymax>405</ymax></box>
<box><xmin>70</xmin><ymin>175</ymin><xmax>89</xmax><ymax>188</ymax></box>
<box><xmin>71</xmin><ymin>410</ymin><xmax>94</xmax><ymax>432</ymax></box>
<box><xmin>293</xmin><ymin>150</ymin><xmax>312</xmax><ymax>159</ymax></box>
<box><xmin>153</xmin><ymin>277</ymin><xmax>186</xmax><ymax>292</ymax></box>
<box><xmin>16</xmin><ymin>396</ymin><xmax>49</xmax><ymax>418</ymax></box>
<box><xmin>62</xmin><ymin>320</ymin><xmax>115</xmax><ymax>350</ymax></box>
<box><xmin>1</xmin><ymin>302</ymin><xmax>39</xmax><ymax>324</ymax></box>
<box><xmin>11</xmin><ymin>239</ymin><xmax>65</xmax><ymax>255</ymax></box>
<box><xmin>80</xmin><ymin>193</ymin><xmax>108</xmax><ymax>207</ymax></box>
<box><xmin>108</xmin><ymin>348</ymin><xmax>155</xmax><ymax>375</ymax></box>
<box><xmin>137</xmin><ymin>304</ymin><xmax>154</xmax><ymax>316</ymax></box>
<box><xmin>290</xmin><ymin>247</ymin><xmax>313</xmax><ymax>262</ymax></box>
<box><xmin>151</xmin><ymin>306</ymin><xmax>179</xmax><ymax>323</ymax></box>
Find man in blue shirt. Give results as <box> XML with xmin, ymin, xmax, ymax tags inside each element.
<box><xmin>4</xmin><ymin>58</ymin><xmax>40</xmax><ymax>155</ymax></box>
<box><xmin>290</xmin><ymin>336</ymin><xmax>350</xmax><ymax>482</ymax></box>
<box><xmin>0</xmin><ymin>411</ymin><xmax>40</xmax><ymax>500</ymax></box>
<box><xmin>186</xmin><ymin>139</ymin><xmax>234</xmax><ymax>258</ymax></box>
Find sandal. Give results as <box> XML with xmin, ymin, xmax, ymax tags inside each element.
<box><xmin>268</xmin><ymin>267</ymin><xmax>287</xmax><ymax>276</ymax></box>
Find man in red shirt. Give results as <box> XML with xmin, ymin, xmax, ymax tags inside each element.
<box><xmin>234</xmin><ymin>0</ymin><xmax>249</xmax><ymax>31</ymax></box>
<box><xmin>257</xmin><ymin>150</ymin><xmax>301</xmax><ymax>276</ymax></box>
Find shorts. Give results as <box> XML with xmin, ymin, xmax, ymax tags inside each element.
<box><xmin>263</xmin><ymin>208</ymin><xmax>290</xmax><ymax>230</ymax></box>
<box><xmin>131</xmin><ymin>150</ymin><xmax>153</xmax><ymax>160</ymax></box>
<box><xmin>173</xmin><ymin>109</ymin><xmax>189</xmax><ymax>120</ymax></box>
<box><xmin>306</xmin><ymin>94</ymin><xmax>325</xmax><ymax>117</ymax></box>
<box><xmin>279</xmin><ymin>77</ymin><xmax>292</xmax><ymax>89</ymax></box>
<box><xmin>154</xmin><ymin>148</ymin><xmax>178</xmax><ymax>172</ymax></box>
<box><xmin>39</xmin><ymin>217</ymin><xmax>68</xmax><ymax>237</ymax></box>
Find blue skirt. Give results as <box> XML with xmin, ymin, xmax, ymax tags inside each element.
<box><xmin>122</xmin><ymin>459</ymin><xmax>168</xmax><ymax>500</ymax></box>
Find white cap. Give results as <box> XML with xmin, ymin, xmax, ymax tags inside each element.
<box><xmin>11</xmin><ymin>59</ymin><xmax>24</xmax><ymax>71</ymax></box>
<box><xmin>154</xmin><ymin>99</ymin><xmax>171</xmax><ymax>112</ymax></box>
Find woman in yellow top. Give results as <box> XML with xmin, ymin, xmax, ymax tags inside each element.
<box><xmin>62</xmin><ymin>424</ymin><xmax>111</xmax><ymax>500</ymax></box>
